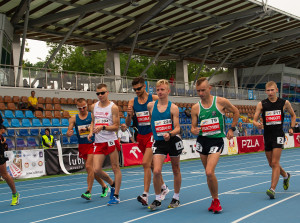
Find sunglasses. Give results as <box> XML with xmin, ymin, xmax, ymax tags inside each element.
<box><xmin>133</xmin><ymin>86</ymin><xmax>143</xmax><ymax>91</ymax></box>
<box><xmin>96</xmin><ymin>91</ymin><xmax>107</xmax><ymax>96</ymax></box>
<box><xmin>77</xmin><ymin>106</ymin><xmax>87</xmax><ymax>110</ymax></box>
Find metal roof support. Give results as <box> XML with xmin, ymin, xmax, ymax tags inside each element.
<box><xmin>193</xmin><ymin>44</ymin><xmax>211</xmax><ymax>85</ymax></box>
<box><xmin>244</xmin><ymin>53</ymin><xmax>264</xmax><ymax>87</ymax></box>
<box><xmin>123</xmin><ymin>28</ymin><xmax>140</xmax><ymax>76</ymax></box>
<box><xmin>184</xmin><ymin>14</ymin><xmax>260</xmax><ymax>56</ymax></box>
<box><xmin>253</xmin><ymin>57</ymin><xmax>280</xmax><ymax>88</ymax></box>
<box><xmin>233</xmin><ymin>33</ymin><xmax>300</xmax><ymax>66</ymax></box>
<box><xmin>208</xmin><ymin>49</ymin><xmax>234</xmax><ymax>81</ymax></box>
<box><xmin>11</xmin><ymin>0</ymin><xmax>30</xmax><ymax>26</ymax></box>
<box><xmin>31</xmin><ymin>14</ymin><xmax>85</xmax><ymax>86</ymax></box>
<box><xmin>136</xmin><ymin>7</ymin><xmax>262</xmax><ymax>42</ymax></box>
<box><xmin>16</xmin><ymin>0</ymin><xmax>31</xmax><ymax>87</ymax></box>
<box><xmin>28</xmin><ymin>0</ymin><xmax>131</xmax><ymax>27</ymax></box>
<box><xmin>113</xmin><ymin>0</ymin><xmax>173</xmax><ymax>43</ymax></box>
<box><xmin>296</xmin><ymin>62</ymin><xmax>300</xmax><ymax>69</ymax></box>
<box><xmin>140</xmin><ymin>34</ymin><xmax>174</xmax><ymax>77</ymax></box>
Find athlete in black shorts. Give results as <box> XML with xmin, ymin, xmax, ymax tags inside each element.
<box><xmin>253</xmin><ymin>81</ymin><xmax>296</xmax><ymax>199</ymax></box>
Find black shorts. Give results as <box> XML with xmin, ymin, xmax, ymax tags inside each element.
<box><xmin>196</xmin><ymin>135</ymin><xmax>224</xmax><ymax>155</ymax></box>
<box><xmin>264</xmin><ymin>133</ymin><xmax>285</xmax><ymax>151</ymax></box>
<box><xmin>152</xmin><ymin>135</ymin><xmax>183</xmax><ymax>157</ymax></box>
<box><xmin>0</xmin><ymin>152</ymin><xmax>8</xmax><ymax>165</ymax></box>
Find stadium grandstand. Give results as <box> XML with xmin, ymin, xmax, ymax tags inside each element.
<box><xmin>0</xmin><ymin>0</ymin><xmax>300</xmax><ymax>150</ymax></box>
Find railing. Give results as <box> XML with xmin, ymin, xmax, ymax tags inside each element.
<box><xmin>0</xmin><ymin>64</ymin><xmax>287</xmax><ymax>101</ymax></box>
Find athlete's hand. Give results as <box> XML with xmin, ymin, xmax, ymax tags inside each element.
<box><xmin>255</xmin><ymin>122</ymin><xmax>263</xmax><ymax>129</ymax></box>
<box><xmin>163</xmin><ymin>133</ymin><xmax>170</xmax><ymax>141</ymax></box>
<box><xmin>226</xmin><ymin>129</ymin><xmax>234</xmax><ymax>140</ymax></box>
<box><xmin>127</xmin><ymin>106</ymin><xmax>134</xmax><ymax>117</ymax></box>
<box><xmin>66</xmin><ymin>129</ymin><xmax>74</xmax><ymax>137</ymax></box>
<box><xmin>289</xmin><ymin>128</ymin><xmax>294</xmax><ymax>136</ymax></box>
<box><xmin>191</xmin><ymin>127</ymin><xmax>200</xmax><ymax>135</ymax></box>
<box><xmin>93</xmin><ymin>126</ymin><xmax>101</xmax><ymax>134</ymax></box>
<box><xmin>87</xmin><ymin>133</ymin><xmax>93</xmax><ymax>141</ymax></box>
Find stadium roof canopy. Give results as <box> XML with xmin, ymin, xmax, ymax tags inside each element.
<box><xmin>2</xmin><ymin>0</ymin><xmax>300</xmax><ymax>68</ymax></box>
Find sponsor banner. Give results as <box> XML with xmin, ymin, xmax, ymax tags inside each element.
<box><xmin>122</xmin><ymin>143</ymin><xmax>170</xmax><ymax>167</ymax></box>
<box><xmin>180</xmin><ymin>140</ymin><xmax>199</xmax><ymax>160</ymax></box>
<box><xmin>5</xmin><ymin>149</ymin><xmax>46</xmax><ymax>179</ymax></box>
<box><xmin>237</xmin><ymin>135</ymin><xmax>264</xmax><ymax>153</ymax></box>
<box><xmin>284</xmin><ymin>133</ymin><xmax>294</xmax><ymax>148</ymax></box>
<box><xmin>293</xmin><ymin>133</ymin><xmax>300</xmax><ymax>147</ymax></box>
<box><xmin>225</xmin><ymin>137</ymin><xmax>238</xmax><ymax>155</ymax></box>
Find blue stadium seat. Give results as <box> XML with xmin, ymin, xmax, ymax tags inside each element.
<box><xmin>186</xmin><ymin>118</ymin><xmax>191</xmax><ymax>124</ymax></box>
<box><xmin>52</xmin><ymin>118</ymin><xmax>61</xmax><ymax>127</ymax></box>
<box><xmin>62</xmin><ymin>136</ymin><xmax>70</xmax><ymax>145</ymax></box>
<box><xmin>61</xmin><ymin>128</ymin><xmax>68</xmax><ymax>135</ymax></box>
<box><xmin>123</xmin><ymin>111</ymin><xmax>127</xmax><ymax>117</ymax></box>
<box><xmin>11</xmin><ymin>119</ymin><xmax>21</xmax><ymax>127</ymax></box>
<box><xmin>3</xmin><ymin>119</ymin><xmax>9</xmax><ymax>127</ymax></box>
<box><xmin>7</xmin><ymin>129</ymin><xmax>15</xmax><ymax>137</ymax></box>
<box><xmin>32</xmin><ymin>118</ymin><xmax>42</xmax><ymax>127</ymax></box>
<box><xmin>61</xmin><ymin>118</ymin><xmax>69</xmax><ymax>127</ymax></box>
<box><xmin>40</xmin><ymin>129</ymin><xmax>46</xmax><ymax>136</ymax></box>
<box><xmin>4</xmin><ymin>110</ymin><xmax>14</xmax><ymax>119</ymax></box>
<box><xmin>19</xmin><ymin>129</ymin><xmax>30</xmax><ymax>136</ymax></box>
<box><xmin>27</xmin><ymin>137</ymin><xmax>38</xmax><ymax>147</ymax></box>
<box><xmin>15</xmin><ymin>110</ymin><xmax>25</xmax><ymax>119</ymax></box>
<box><xmin>42</xmin><ymin>118</ymin><xmax>52</xmax><ymax>126</ymax></box>
<box><xmin>25</xmin><ymin>110</ymin><xmax>35</xmax><ymax>118</ymax></box>
<box><xmin>120</xmin><ymin>118</ymin><xmax>125</xmax><ymax>124</ymax></box>
<box><xmin>70</xmin><ymin>135</ymin><xmax>78</xmax><ymax>144</ymax></box>
<box><xmin>30</xmin><ymin>129</ymin><xmax>39</xmax><ymax>136</ymax></box>
<box><xmin>6</xmin><ymin>138</ymin><xmax>14</xmax><ymax>149</ymax></box>
<box><xmin>16</xmin><ymin>138</ymin><xmax>27</xmax><ymax>148</ymax></box>
<box><xmin>22</xmin><ymin>118</ymin><xmax>32</xmax><ymax>127</ymax></box>
<box><xmin>51</xmin><ymin>128</ymin><xmax>60</xmax><ymax>135</ymax></box>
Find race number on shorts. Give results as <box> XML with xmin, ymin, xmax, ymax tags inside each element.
<box><xmin>277</xmin><ymin>137</ymin><xmax>284</xmax><ymax>144</ymax></box>
<box><xmin>108</xmin><ymin>140</ymin><xmax>115</xmax><ymax>146</ymax></box>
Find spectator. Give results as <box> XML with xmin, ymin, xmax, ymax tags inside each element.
<box><xmin>28</xmin><ymin>90</ymin><xmax>43</xmax><ymax>112</ymax></box>
<box><xmin>184</xmin><ymin>106</ymin><xmax>191</xmax><ymax>118</ymax></box>
<box><xmin>41</xmin><ymin>128</ymin><xmax>54</xmax><ymax>149</ymax></box>
<box><xmin>237</xmin><ymin>122</ymin><xmax>247</xmax><ymax>136</ymax></box>
<box><xmin>118</xmin><ymin>124</ymin><xmax>135</xmax><ymax>144</ymax></box>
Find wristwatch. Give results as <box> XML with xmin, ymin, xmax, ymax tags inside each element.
<box><xmin>102</xmin><ymin>126</ymin><xmax>106</xmax><ymax>130</ymax></box>
<box><xmin>230</xmin><ymin>127</ymin><xmax>236</xmax><ymax>131</ymax></box>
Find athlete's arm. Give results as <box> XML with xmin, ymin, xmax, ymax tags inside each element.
<box><xmin>66</xmin><ymin>115</ymin><xmax>76</xmax><ymax>136</ymax></box>
<box><xmin>191</xmin><ymin>103</ymin><xmax>200</xmax><ymax>135</ymax></box>
<box><xmin>87</xmin><ymin>104</ymin><xmax>95</xmax><ymax>141</ymax></box>
<box><xmin>107</xmin><ymin>104</ymin><xmax>120</xmax><ymax>132</ymax></box>
<box><xmin>284</xmin><ymin>100</ymin><xmax>296</xmax><ymax>135</ymax></box>
<box><xmin>253</xmin><ymin>102</ymin><xmax>263</xmax><ymax>129</ymax></box>
<box><xmin>147</xmin><ymin>101</ymin><xmax>154</xmax><ymax>117</ymax></box>
<box><xmin>125</xmin><ymin>98</ymin><xmax>134</xmax><ymax>127</ymax></box>
<box><xmin>164</xmin><ymin>104</ymin><xmax>180</xmax><ymax>141</ymax></box>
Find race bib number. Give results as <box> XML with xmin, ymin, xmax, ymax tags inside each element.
<box><xmin>150</xmin><ymin>135</ymin><xmax>154</xmax><ymax>142</ymax></box>
<box><xmin>77</xmin><ymin>125</ymin><xmax>90</xmax><ymax>138</ymax></box>
<box><xmin>209</xmin><ymin>146</ymin><xmax>219</xmax><ymax>154</ymax></box>
<box><xmin>200</xmin><ymin>117</ymin><xmax>221</xmax><ymax>136</ymax></box>
<box><xmin>152</xmin><ymin>146</ymin><xmax>157</xmax><ymax>153</ymax></box>
<box><xmin>277</xmin><ymin>137</ymin><xmax>284</xmax><ymax>144</ymax></box>
<box><xmin>136</xmin><ymin>111</ymin><xmax>150</xmax><ymax>126</ymax></box>
<box><xmin>4</xmin><ymin>151</ymin><xmax>9</xmax><ymax>158</ymax></box>
<box><xmin>154</xmin><ymin>119</ymin><xmax>172</xmax><ymax>136</ymax></box>
<box><xmin>108</xmin><ymin>140</ymin><xmax>115</xmax><ymax>147</ymax></box>
<box><xmin>196</xmin><ymin>142</ymin><xmax>203</xmax><ymax>153</ymax></box>
<box><xmin>175</xmin><ymin>140</ymin><xmax>183</xmax><ymax>151</ymax></box>
<box><xmin>95</xmin><ymin>118</ymin><xmax>109</xmax><ymax>126</ymax></box>
<box><xmin>265</xmin><ymin>110</ymin><xmax>282</xmax><ymax>125</ymax></box>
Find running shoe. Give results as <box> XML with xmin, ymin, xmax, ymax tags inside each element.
<box><xmin>110</xmin><ymin>187</ymin><xmax>115</xmax><ymax>199</ymax></box>
<box><xmin>208</xmin><ymin>199</ymin><xmax>214</xmax><ymax>212</ymax></box>
<box><xmin>283</xmin><ymin>172</ymin><xmax>290</xmax><ymax>190</ymax></box>
<box><xmin>212</xmin><ymin>199</ymin><xmax>222</xmax><ymax>214</ymax></box>
<box><xmin>101</xmin><ymin>186</ymin><xmax>109</xmax><ymax>198</ymax></box>
<box><xmin>168</xmin><ymin>198</ymin><xmax>180</xmax><ymax>208</ymax></box>
<box><xmin>11</xmin><ymin>192</ymin><xmax>20</xmax><ymax>206</ymax></box>
<box><xmin>81</xmin><ymin>191</ymin><xmax>92</xmax><ymax>200</ymax></box>
<box><xmin>107</xmin><ymin>196</ymin><xmax>120</xmax><ymax>205</ymax></box>
<box><xmin>160</xmin><ymin>186</ymin><xmax>170</xmax><ymax>200</ymax></box>
<box><xmin>266</xmin><ymin>188</ymin><xmax>275</xmax><ymax>199</ymax></box>
<box><xmin>137</xmin><ymin>194</ymin><xmax>148</xmax><ymax>206</ymax></box>
<box><xmin>148</xmin><ymin>200</ymin><xmax>161</xmax><ymax>211</ymax></box>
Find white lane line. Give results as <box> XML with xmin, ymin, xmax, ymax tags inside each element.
<box><xmin>231</xmin><ymin>193</ymin><xmax>300</xmax><ymax>223</ymax></box>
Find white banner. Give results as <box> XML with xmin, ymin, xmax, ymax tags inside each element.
<box><xmin>5</xmin><ymin>149</ymin><xmax>46</xmax><ymax>179</ymax></box>
<box><xmin>180</xmin><ymin>140</ymin><xmax>199</xmax><ymax>160</ymax></box>
<box><xmin>284</xmin><ymin>133</ymin><xmax>295</xmax><ymax>148</ymax></box>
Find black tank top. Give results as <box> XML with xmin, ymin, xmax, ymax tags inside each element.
<box><xmin>261</xmin><ymin>97</ymin><xmax>285</xmax><ymax>135</ymax></box>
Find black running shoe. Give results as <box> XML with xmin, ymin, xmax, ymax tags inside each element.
<box><xmin>168</xmin><ymin>198</ymin><xmax>180</xmax><ymax>208</ymax></box>
<box><xmin>148</xmin><ymin>200</ymin><xmax>161</xmax><ymax>210</ymax></box>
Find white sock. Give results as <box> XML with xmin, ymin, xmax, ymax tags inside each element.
<box><xmin>143</xmin><ymin>192</ymin><xmax>149</xmax><ymax>196</ymax></box>
<box><xmin>161</xmin><ymin>183</ymin><xmax>167</xmax><ymax>190</ymax></box>
<box><xmin>156</xmin><ymin>194</ymin><xmax>161</xmax><ymax>201</ymax></box>
<box><xmin>173</xmin><ymin>193</ymin><xmax>180</xmax><ymax>200</ymax></box>
<box><xmin>283</xmin><ymin>175</ymin><xmax>288</xmax><ymax>180</ymax></box>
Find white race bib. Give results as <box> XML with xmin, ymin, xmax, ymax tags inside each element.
<box><xmin>200</xmin><ymin>117</ymin><xmax>221</xmax><ymax>136</ymax></box>
<box><xmin>136</xmin><ymin>111</ymin><xmax>150</xmax><ymax>126</ymax></box>
<box><xmin>154</xmin><ymin>119</ymin><xmax>172</xmax><ymax>136</ymax></box>
<box><xmin>265</xmin><ymin>110</ymin><xmax>282</xmax><ymax>125</ymax></box>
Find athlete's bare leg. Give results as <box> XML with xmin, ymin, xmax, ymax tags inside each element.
<box><xmin>108</xmin><ymin>149</ymin><xmax>122</xmax><ymax>195</ymax></box>
<box><xmin>0</xmin><ymin>163</ymin><xmax>16</xmax><ymax>194</ymax></box>
<box><xmin>85</xmin><ymin>154</ymin><xmax>106</xmax><ymax>192</ymax></box>
<box><xmin>93</xmin><ymin>154</ymin><xmax>114</xmax><ymax>186</ymax></box>
<box><xmin>170</xmin><ymin>156</ymin><xmax>181</xmax><ymax>194</ymax></box>
<box><xmin>152</xmin><ymin>155</ymin><xmax>165</xmax><ymax>195</ymax></box>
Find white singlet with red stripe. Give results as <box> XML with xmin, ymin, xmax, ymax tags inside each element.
<box><xmin>93</xmin><ymin>101</ymin><xmax>117</xmax><ymax>143</ymax></box>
